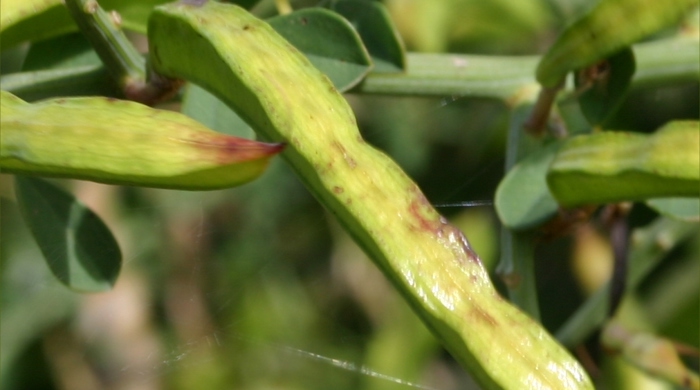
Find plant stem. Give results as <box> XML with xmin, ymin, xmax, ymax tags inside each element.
<box><xmin>0</xmin><ymin>65</ymin><xmax>117</xmax><ymax>101</ymax></box>
<box><xmin>357</xmin><ymin>53</ymin><xmax>539</xmax><ymax>100</ymax></box>
<box><xmin>631</xmin><ymin>36</ymin><xmax>700</xmax><ymax>89</ymax></box>
<box><xmin>274</xmin><ymin>0</ymin><xmax>293</xmax><ymax>15</ymax></box>
<box><xmin>63</xmin><ymin>0</ymin><xmax>145</xmax><ymax>87</ymax></box>
<box><xmin>3</xmin><ymin>36</ymin><xmax>696</xmax><ymax>103</ymax></box>
<box><xmin>356</xmin><ymin>36</ymin><xmax>699</xmax><ymax>101</ymax></box>
<box><xmin>63</xmin><ymin>0</ymin><xmax>183</xmax><ymax>104</ymax></box>
<box><xmin>523</xmin><ymin>84</ymin><xmax>562</xmax><ymax>136</ymax></box>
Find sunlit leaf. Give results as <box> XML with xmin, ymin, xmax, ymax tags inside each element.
<box><xmin>322</xmin><ymin>0</ymin><xmax>406</xmax><ymax>72</ymax></box>
<box><xmin>495</xmin><ymin>140</ymin><xmax>563</xmax><ymax>230</ymax></box>
<box><xmin>268</xmin><ymin>8</ymin><xmax>372</xmax><ymax>91</ymax></box>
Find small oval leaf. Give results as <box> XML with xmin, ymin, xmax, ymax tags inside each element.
<box><xmin>575</xmin><ymin>47</ymin><xmax>636</xmax><ymax>126</ymax></box>
<box><xmin>22</xmin><ymin>32</ymin><xmax>101</xmax><ymax>72</ymax></box>
<box><xmin>322</xmin><ymin>0</ymin><xmax>406</xmax><ymax>73</ymax></box>
<box><xmin>268</xmin><ymin>8</ymin><xmax>372</xmax><ymax>91</ymax></box>
<box><xmin>496</xmin><ymin>140</ymin><xmax>564</xmax><ymax>230</ymax></box>
<box><xmin>14</xmin><ymin>176</ymin><xmax>122</xmax><ymax>292</ymax></box>
<box><xmin>182</xmin><ymin>83</ymin><xmax>255</xmax><ymax>138</ymax></box>
<box><xmin>646</xmin><ymin>198</ymin><xmax>700</xmax><ymax>222</ymax></box>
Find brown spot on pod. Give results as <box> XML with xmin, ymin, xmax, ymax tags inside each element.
<box><xmin>407</xmin><ymin>186</ymin><xmax>442</xmax><ymax>232</ymax></box>
<box><xmin>331</xmin><ymin>141</ymin><xmax>356</xmax><ymax>168</ymax></box>
<box><xmin>438</xmin><ymin>223</ymin><xmax>482</xmax><ymax>265</ymax></box>
<box><xmin>470</xmin><ymin>305</ymin><xmax>498</xmax><ymax>326</ymax></box>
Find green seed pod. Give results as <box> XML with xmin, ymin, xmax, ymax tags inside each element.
<box><xmin>1</xmin><ymin>0</ymin><xmax>68</xmax><ymax>49</ymax></box>
<box><xmin>0</xmin><ymin>0</ymin><xmax>165</xmax><ymax>49</ymax></box>
<box><xmin>537</xmin><ymin>0</ymin><xmax>697</xmax><ymax>88</ymax></box>
<box><xmin>0</xmin><ymin>90</ymin><xmax>284</xmax><ymax>189</ymax></box>
<box><xmin>148</xmin><ymin>2</ymin><xmax>593</xmax><ymax>388</ymax></box>
<box><xmin>547</xmin><ymin>121</ymin><xmax>700</xmax><ymax>206</ymax></box>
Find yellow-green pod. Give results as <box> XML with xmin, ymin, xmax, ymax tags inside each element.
<box><xmin>0</xmin><ymin>0</ymin><xmax>163</xmax><ymax>49</ymax></box>
<box><xmin>547</xmin><ymin>121</ymin><xmax>700</xmax><ymax>206</ymax></box>
<box><xmin>0</xmin><ymin>91</ymin><xmax>284</xmax><ymax>189</ymax></box>
<box><xmin>537</xmin><ymin>0</ymin><xmax>697</xmax><ymax>88</ymax></box>
<box><xmin>148</xmin><ymin>2</ymin><xmax>594</xmax><ymax>388</ymax></box>
<box><xmin>1</xmin><ymin>0</ymin><xmax>68</xmax><ymax>49</ymax></box>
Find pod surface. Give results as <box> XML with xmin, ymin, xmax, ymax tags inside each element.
<box><xmin>0</xmin><ymin>91</ymin><xmax>283</xmax><ymax>189</ymax></box>
<box><xmin>148</xmin><ymin>2</ymin><xmax>593</xmax><ymax>388</ymax></box>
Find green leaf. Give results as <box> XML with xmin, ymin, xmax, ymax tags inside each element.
<box><xmin>322</xmin><ymin>0</ymin><xmax>406</xmax><ymax>73</ymax></box>
<box><xmin>268</xmin><ymin>8</ymin><xmax>372</xmax><ymax>91</ymax></box>
<box><xmin>14</xmin><ymin>176</ymin><xmax>122</xmax><ymax>292</ymax></box>
<box><xmin>6</xmin><ymin>33</ymin><xmax>114</xmax><ymax>100</ymax></box>
<box><xmin>182</xmin><ymin>83</ymin><xmax>255</xmax><ymax>138</ymax></box>
<box><xmin>22</xmin><ymin>32</ymin><xmax>101</xmax><ymax>71</ymax></box>
<box><xmin>0</xmin><ymin>65</ymin><xmax>115</xmax><ymax>102</ymax></box>
<box><xmin>576</xmin><ymin>47</ymin><xmax>635</xmax><ymax>126</ymax></box>
<box><xmin>647</xmin><ymin>198</ymin><xmax>700</xmax><ymax>222</ymax></box>
<box><xmin>547</xmin><ymin>121</ymin><xmax>700</xmax><ymax>206</ymax></box>
<box><xmin>495</xmin><ymin>140</ymin><xmax>563</xmax><ymax>230</ymax></box>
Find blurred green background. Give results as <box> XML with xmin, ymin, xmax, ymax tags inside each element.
<box><xmin>1</xmin><ymin>0</ymin><xmax>698</xmax><ymax>389</ymax></box>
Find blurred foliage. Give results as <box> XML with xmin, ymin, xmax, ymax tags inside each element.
<box><xmin>1</xmin><ymin>0</ymin><xmax>698</xmax><ymax>389</ymax></box>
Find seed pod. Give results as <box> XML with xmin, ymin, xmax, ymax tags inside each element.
<box><xmin>536</xmin><ymin>0</ymin><xmax>696</xmax><ymax>88</ymax></box>
<box><xmin>547</xmin><ymin>121</ymin><xmax>700</xmax><ymax>206</ymax></box>
<box><xmin>0</xmin><ymin>0</ymin><xmax>165</xmax><ymax>49</ymax></box>
<box><xmin>148</xmin><ymin>2</ymin><xmax>594</xmax><ymax>388</ymax></box>
<box><xmin>0</xmin><ymin>90</ymin><xmax>284</xmax><ymax>189</ymax></box>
